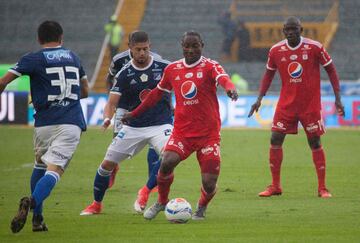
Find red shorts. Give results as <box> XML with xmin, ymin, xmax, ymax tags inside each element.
<box><xmin>271</xmin><ymin>109</ymin><xmax>325</xmax><ymax>137</ymax></box>
<box><xmin>164</xmin><ymin>134</ymin><xmax>221</xmax><ymax>175</ymax></box>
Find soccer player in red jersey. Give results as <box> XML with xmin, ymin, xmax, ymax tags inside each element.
<box><xmin>122</xmin><ymin>31</ymin><xmax>238</xmax><ymax>220</ymax></box>
<box><xmin>248</xmin><ymin>16</ymin><xmax>345</xmax><ymax>198</ymax></box>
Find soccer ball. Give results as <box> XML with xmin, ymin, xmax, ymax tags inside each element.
<box><xmin>165</xmin><ymin>198</ymin><xmax>192</xmax><ymax>223</ymax></box>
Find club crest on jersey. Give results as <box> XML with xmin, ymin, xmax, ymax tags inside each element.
<box><xmin>288</xmin><ymin>62</ymin><xmax>303</xmax><ymax>78</ymax></box>
<box><xmin>181</xmin><ymin>81</ymin><xmax>197</xmax><ymax>99</ymax></box>
<box><xmin>140</xmin><ymin>73</ymin><xmax>148</xmax><ymax>82</ymax></box>
<box><xmin>139</xmin><ymin>89</ymin><xmax>151</xmax><ymax>102</ymax></box>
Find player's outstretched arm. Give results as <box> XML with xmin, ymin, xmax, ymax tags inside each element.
<box><xmin>0</xmin><ymin>72</ymin><xmax>18</xmax><ymax>94</ymax></box>
<box><xmin>218</xmin><ymin>75</ymin><xmax>238</xmax><ymax>101</ymax></box>
<box><xmin>122</xmin><ymin>87</ymin><xmax>165</xmax><ymax>125</ymax></box>
<box><xmin>103</xmin><ymin>93</ymin><xmax>121</xmax><ymax>130</ymax></box>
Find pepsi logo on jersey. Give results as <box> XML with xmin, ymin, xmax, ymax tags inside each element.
<box><xmin>288</xmin><ymin>62</ymin><xmax>303</xmax><ymax>83</ymax></box>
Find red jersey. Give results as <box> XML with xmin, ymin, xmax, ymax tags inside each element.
<box><xmin>267</xmin><ymin>37</ymin><xmax>332</xmax><ymax>113</ymax></box>
<box><xmin>158</xmin><ymin>56</ymin><xmax>228</xmax><ymax>138</ymax></box>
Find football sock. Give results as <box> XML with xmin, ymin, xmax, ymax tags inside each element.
<box><xmin>94</xmin><ymin>166</ymin><xmax>111</xmax><ymax>203</ymax></box>
<box><xmin>198</xmin><ymin>186</ymin><xmax>217</xmax><ymax>207</ymax></box>
<box><xmin>32</xmin><ymin>171</ymin><xmax>59</xmax><ymax>210</ymax></box>
<box><xmin>157</xmin><ymin>171</ymin><xmax>174</xmax><ymax>205</ymax></box>
<box><xmin>30</xmin><ymin>163</ymin><xmax>46</xmax><ymax>215</ymax></box>
<box><xmin>146</xmin><ymin>159</ymin><xmax>160</xmax><ymax>190</ymax></box>
<box><xmin>147</xmin><ymin>148</ymin><xmax>159</xmax><ymax>177</ymax></box>
<box><xmin>312</xmin><ymin>147</ymin><xmax>326</xmax><ymax>190</ymax></box>
<box><xmin>270</xmin><ymin>145</ymin><xmax>283</xmax><ymax>188</ymax></box>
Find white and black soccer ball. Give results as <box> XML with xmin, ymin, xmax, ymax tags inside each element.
<box><xmin>165</xmin><ymin>198</ymin><xmax>192</xmax><ymax>223</ymax></box>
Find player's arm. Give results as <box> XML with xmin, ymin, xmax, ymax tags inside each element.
<box><xmin>0</xmin><ymin>72</ymin><xmax>18</xmax><ymax>94</ymax></box>
<box><xmin>248</xmin><ymin>68</ymin><xmax>276</xmax><ymax>117</ymax></box>
<box><xmin>80</xmin><ymin>77</ymin><xmax>89</xmax><ymax>99</ymax></box>
<box><xmin>121</xmin><ymin>87</ymin><xmax>165</xmax><ymax>124</ymax></box>
<box><xmin>324</xmin><ymin>62</ymin><xmax>345</xmax><ymax>116</ymax></box>
<box><xmin>106</xmin><ymin>73</ymin><xmax>115</xmax><ymax>91</ymax></box>
<box><xmin>217</xmin><ymin>75</ymin><xmax>238</xmax><ymax>101</ymax></box>
<box><xmin>103</xmin><ymin>92</ymin><xmax>121</xmax><ymax>130</ymax></box>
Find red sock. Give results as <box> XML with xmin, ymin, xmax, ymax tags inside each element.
<box><xmin>270</xmin><ymin>145</ymin><xmax>283</xmax><ymax>188</ymax></box>
<box><xmin>157</xmin><ymin>171</ymin><xmax>174</xmax><ymax>205</ymax></box>
<box><xmin>312</xmin><ymin>147</ymin><xmax>326</xmax><ymax>190</ymax></box>
<box><xmin>198</xmin><ymin>186</ymin><xmax>217</xmax><ymax>207</ymax></box>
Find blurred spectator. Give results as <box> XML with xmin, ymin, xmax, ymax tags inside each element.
<box><xmin>105</xmin><ymin>15</ymin><xmax>124</xmax><ymax>60</ymax></box>
<box><xmin>218</xmin><ymin>10</ymin><xmax>237</xmax><ymax>61</ymax></box>
<box><xmin>231</xmin><ymin>73</ymin><xmax>249</xmax><ymax>94</ymax></box>
<box><xmin>237</xmin><ymin>20</ymin><xmax>251</xmax><ymax>61</ymax></box>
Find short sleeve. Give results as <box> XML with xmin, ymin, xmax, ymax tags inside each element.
<box><xmin>110</xmin><ymin>68</ymin><xmax>128</xmax><ymax>94</ymax></box>
<box><xmin>157</xmin><ymin>66</ymin><xmax>172</xmax><ymax>93</ymax></box>
<box><xmin>318</xmin><ymin>46</ymin><xmax>332</xmax><ymax>67</ymax></box>
<box><xmin>211</xmin><ymin>62</ymin><xmax>229</xmax><ymax>83</ymax></box>
<box><xmin>266</xmin><ymin>49</ymin><xmax>277</xmax><ymax>70</ymax></box>
<box><xmin>9</xmin><ymin>53</ymin><xmax>35</xmax><ymax>76</ymax></box>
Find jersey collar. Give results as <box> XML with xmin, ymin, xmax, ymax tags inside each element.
<box><xmin>131</xmin><ymin>55</ymin><xmax>154</xmax><ymax>71</ymax></box>
<box><xmin>286</xmin><ymin>37</ymin><xmax>303</xmax><ymax>51</ymax></box>
<box><xmin>182</xmin><ymin>56</ymin><xmax>203</xmax><ymax>68</ymax></box>
<box><xmin>43</xmin><ymin>45</ymin><xmax>62</xmax><ymax>49</ymax></box>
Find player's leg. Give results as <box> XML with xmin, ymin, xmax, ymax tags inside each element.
<box><xmin>108</xmin><ymin>108</ymin><xmax>127</xmax><ymax>188</ymax></box>
<box><xmin>143</xmin><ymin>150</ymin><xmax>182</xmax><ymax>220</ymax></box>
<box><xmin>259</xmin><ymin>110</ymin><xmax>298</xmax><ymax>197</ymax></box>
<box><xmin>81</xmin><ymin>126</ymin><xmax>147</xmax><ymax>215</ymax></box>
<box><xmin>301</xmin><ymin>112</ymin><xmax>330</xmax><ymax>198</ymax></box>
<box><xmin>11</xmin><ymin>125</ymin><xmax>81</xmax><ymax>233</ymax></box>
<box><xmin>192</xmin><ymin>138</ymin><xmax>221</xmax><ymax>220</ymax></box>
<box><xmin>147</xmin><ymin>147</ymin><xmax>159</xmax><ymax>178</ymax></box>
<box><xmin>30</xmin><ymin>161</ymin><xmax>46</xmax><ymax>229</ymax></box>
<box><xmin>135</xmin><ymin>125</ymin><xmax>171</xmax><ymax>213</ymax></box>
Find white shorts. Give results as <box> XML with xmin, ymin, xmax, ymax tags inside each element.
<box><xmin>113</xmin><ymin>108</ymin><xmax>127</xmax><ymax>134</ymax></box>
<box><xmin>104</xmin><ymin>124</ymin><xmax>173</xmax><ymax>163</ymax></box>
<box><xmin>34</xmin><ymin>124</ymin><xmax>82</xmax><ymax>170</ymax></box>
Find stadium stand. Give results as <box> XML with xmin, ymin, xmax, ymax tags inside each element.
<box><xmin>1</xmin><ymin>0</ymin><xmax>359</xmax><ymax>93</ymax></box>
<box><xmin>0</xmin><ymin>0</ymin><xmax>117</xmax><ymax>81</ymax></box>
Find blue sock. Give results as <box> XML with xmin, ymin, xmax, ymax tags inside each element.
<box><xmin>32</xmin><ymin>171</ymin><xmax>59</xmax><ymax>209</ymax></box>
<box><xmin>94</xmin><ymin>166</ymin><xmax>111</xmax><ymax>202</ymax></box>
<box><xmin>146</xmin><ymin>159</ymin><xmax>160</xmax><ymax>189</ymax></box>
<box><xmin>147</xmin><ymin>148</ymin><xmax>159</xmax><ymax>177</ymax></box>
<box><xmin>30</xmin><ymin>164</ymin><xmax>46</xmax><ymax>215</ymax></box>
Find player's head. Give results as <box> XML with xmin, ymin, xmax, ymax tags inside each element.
<box><xmin>37</xmin><ymin>20</ymin><xmax>63</xmax><ymax>45</ymax></box>
<box><xmin>128</xmin><ymin>30</ymin><xmax>151</xmax><ymax>66</ymax></box>
<box><xmin>181</xmin><ymin>31</ymin><xmax>204</xmax><ymax>65</ymax></box>
<box><xmin>283</xmin><ymin>16</ymin><xmax>302</xmax><ymax>47</ymax></box>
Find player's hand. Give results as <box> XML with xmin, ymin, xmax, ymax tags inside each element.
<box><xmin>248</xmin><ymin>98</ymin><xmax>262</xmax><ymax>117</ymax></box>
<box><xmin>102</xmin><ymin>118</ymin><xmax>111</xmax><ymax>131</ymax></box>
<box><xmin>227</xmin><ymin>89</ymin><xmax>238</xmax><ymax>101</ymax></box>
<box><xmin>335</xmin><ymin>99</ymin><xmax>345</xmax><ymax>117</ymax></box>
<box><xmin>121</xmin><ymin>112</ymin><xmax>133</xmax><ymax>125</ymax></box>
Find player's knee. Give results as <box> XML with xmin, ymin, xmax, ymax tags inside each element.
<box><xmin>159</xmin><ymin>152</ymin><xmax>179</xmax><ymax>174</ymax></box>
<box><xmin>270</xmin><ymin>132</ymin><xmax>285</xmax><ymax>145</ymax></box>
<box><xmin>101</xmin><ymin>160</ymin><xmax>117</xmax><ymax>171</ymax></box>
<box><xmin>202</xmin><ymin>181</ymin><xmax>217</xmax><ymax>194</ymax></box>
<box><xmin>308</xmin><ymin>136</ymin><xmax>321</xmax><ymax>149</ymax></box>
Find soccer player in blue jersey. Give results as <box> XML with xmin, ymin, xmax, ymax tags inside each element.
<box><xmin>0</xmin><ymin>21</ymin><xmax>89</xmax><ymax>233</ymax></box>
<box><xmin>80</xmin><ymin>31</ymin><xmax>173</xmax><ymax>215</ymax></box>
<box><xmin>105</xmin><ymin>40</ymin><xmax>164</xmax><ymax>189</ymax></box>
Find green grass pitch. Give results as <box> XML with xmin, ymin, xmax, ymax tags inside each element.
<box><xmin>0</xmin><ymin>126</ymin><xmax>359</xmax><ymax>242</ymax></box>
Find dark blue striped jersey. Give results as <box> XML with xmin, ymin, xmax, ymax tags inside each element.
<box><xmin>9</xmin><ymin>46</ymin><xmax>87</xmax><ymax>131</ymax></box>
<box><xmin>110</xmin><ymin>56</ymin><xmax>172</xmax><ymax>127</ymax></box>
<box><xmin>108</xmin><ymin>50</ymin><xmax>162</xmax><ymax>110</ymax></box>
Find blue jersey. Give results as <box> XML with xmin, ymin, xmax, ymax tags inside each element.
<box><xmin>108</xmin><ymin>50</ymin><xmax>162</xmax><ymax>110</ymax></box>
<box><xmin>110</xmin><ymin>56</ymin><xmax>172</xmax><ymax>127</ymax></box>
<box><xmin>9</xmin><ymin>47</ymin><xmax>87</xmax><ymax>131</ymax></box>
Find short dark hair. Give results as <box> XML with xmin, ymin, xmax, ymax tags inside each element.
<box><xmin>37</xmin><ymin>21</ymin><xmax>63</xmax><ymax>44</ymax></box>
<box><xmin>182</xmin><ymin>31</ymin><xmax>203</xmax><ymax>42</ymax></box>
<box><xmin>128</xmin><ymin>30</ymin><xmax>149</xmax><ymax>44</ymax></box>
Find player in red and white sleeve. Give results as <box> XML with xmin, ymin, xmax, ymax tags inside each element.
<box><xmin>122</xmin><ymin>31</ymin><xmax>238</xmax><ymax>220</ymax></box>
<box><xmin>248</xmin><ymin>16</ymin><xmax>345</xmax><ymax>198</ymax></box>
